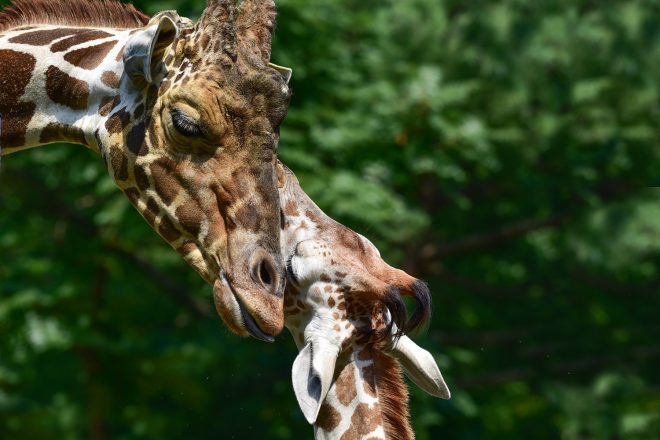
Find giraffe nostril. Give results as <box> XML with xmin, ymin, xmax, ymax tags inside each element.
<box><xmin>250</xmin><ymin>249</ymin><xmax>283</xmax><ymax>296</ymax></box>
<box><xmin>259</xmin><ymin>258</ymin><xmax>272</xmax><ymax>286</ymax></box>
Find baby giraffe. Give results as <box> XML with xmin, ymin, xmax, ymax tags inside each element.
<box><xmin>277</xmin><ymin>163</ymin><xmax>450</xmax><ymax>439</ymax></box>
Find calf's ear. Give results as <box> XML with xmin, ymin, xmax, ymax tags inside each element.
<box><xmin>386</xmin><ymin>334</ymin><xmax>451</xmax><ymax>399</ymax></box>
<box><xmin>291</xmin><ymin>341</ymin><xmax>339</xmax><ymax>424</ymax></box>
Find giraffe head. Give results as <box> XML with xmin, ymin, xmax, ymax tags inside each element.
<box><xmin>95</xmin><ymin>1</ymin><xmax>292</xmax><ymax>340</ymax></box>
<box><xmin>277</xmin><ymin>164</ymin><xmax>450</xmax><ymax>424</ymax></box>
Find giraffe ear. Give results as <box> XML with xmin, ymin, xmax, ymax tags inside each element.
<box><xmin>124</xmin><ymin>13</ymin><xmax>180</xmax><ymax>86</ymax></box>
<box><xmin>291</xmin><ymin>341</ymin><xmax>339</xmax><ymax>424</ymax></box>
<box><xmin>387</xmin><ymin>335</ymin><xmax>451</xmax><ymax>399</ymax></box>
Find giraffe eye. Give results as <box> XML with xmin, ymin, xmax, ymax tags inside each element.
<box><xmin>170</xmin><ymin>108</ymin><xmax>204</xmax><ymax>137</ymax></box>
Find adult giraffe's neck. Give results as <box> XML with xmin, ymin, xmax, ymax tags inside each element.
<box><xmin>314</xmin><ymin>346</ymin><xmax>412</xmax><ymax>440</ymax></box>
<box><xmin>0</xmin><ymin>25</ymin><xmax>137</xmax><ymax>156</ymax></box>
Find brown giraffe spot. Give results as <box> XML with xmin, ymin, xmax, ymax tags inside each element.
<box><xmin>159</xmin><ymin>79</ymin><xmax>172</xmax><ymax>94</ymax></box>
<box><xmin>150</xmin><ymin>158</ymin><xmax>180</xmax><ymax>206</ymax></box>
<box><xmin>234</xmin><ymin>202</ymin><xmax>261</xmax><ymax>233</ymax></box>
<box><xmin>101</xmin><ymin>71</ymin><xmax>120</xmax><ymax>89</ymax></box>
<box><xmin>141</xmin><ymin>197</ymin><xmax>159</xmax><ymax>227</ymax></box>
<box><xmin>39</xmin><ymin>123</ymin><xmax>86</xmax><ymax>145</ymax></box>
<box><xmin>45</xmin><ymin>65</ymin><xmax>89</xmax><ymax>110</ymax></box>
<box><xmin>175</xmin><ymin>200</ymin><xmax>204</xmax><ymax>238</ymax></box>
<box><xmin>0</xmin><ymin>50</ymin><xmax>36</xmax><ymax>148</ymax></box>
<box><xmin>320</xmin><ymin>274</ymin><xmax>331</xmax><ymax>282</ymax></box>
<box><xmin>177</xmin><ymin>242</ymin><xmax>197</xmax><ymax>257</ymax></box>
<box><xmin>334</xmin><ymin>324</ymin><xmax>340</xmax><ymax>332</ymax></box>
<box><xmin>336</xmin><ymin>271</ymin><xmax>348</xmax><ymax>278</ymax></box>
<box><xmin>199</xmin><ymin>33</ymin><xmax>211</xmax><ymax>51</ymax></box>
<box><xmin>98</xmin><ymin>95</ymin><xmax>120</xmax><ymax>116</ymax></box>
<box><xmin>51</xmin><ymin>30</ymin><xmax>113</xmax><ymax>52</ymax></box>
<box><xmin>340</xmin><ymin>403</ymin><xmax>382</xmax><ymax>440</ymax></box>
<box><xmin>335</xmin><ymin>364</ymin><xmax>357</xmax><ymax>406</ymax></box>
<box><xmin>305</xmin><ymin>209</ymin><xmax>322</xmax><ymax>225</ymax></box>
<box><xmin>127</xmin><ymin>122</ymin><xmax>148</xmax><ymax>156</ymax></box>
<box><xmin>283</xmin><ymin>199</ymin><xmax>299</xmax><ymax>216</ymax></box>
<box><xmin>337</xmin><ymin>302</ymin><xmax>346</xmax><ymax>311</ymax></box>
<box><xmin>316</xmin><ymin>402</ymin><xmax>342</xmax><ymax>433</ymax></box>
<box><xmin>328</xmin><ymin>297</ymin><xmax>336</xmax><ymax>307</ymax></box>
<box><xmin>124</xmin><ymin>187</ymin><xmax>140</xmax><ymax>206</ymax></box>
<box><xmin>339</xmin><ymin>428</ymin><xmax>359</xmax><ymax>440</ymax></box>
<box><xmin>109</xmin><ymin>148</ymin><xmax>129</xmax><ymax>181</ymax></box>
<box><xmin>105</xmin><ymin>107</ymin><xmax>130</xmax><ymax>133</ymax></box>
<box><xmin>361</xmin><ymin>364</ymin><xmax>378</xmax><ymax>398</ymax></box>
<box><xmin>64</xmin><ymin>40</ymin><xmax>117</xmax><ymax>70</ymax></box>
<box><xmin>9</xmin><ymin>28</ymin><xmax>81</xmax><ymax>45</ymax></box>
<box><xmin>133</xmin><ymin>165</ymin><xmax>150</xmax><ymax>191</ymax></box>
<box><xmin>115</xmin><ymin>44</ymin><xmax>125</xmax><ymax>61</ymax></box>
<box><xmin>158</xmin><ymin>215</ymin><xmax>182</xmax><ymax>242</ymax></box>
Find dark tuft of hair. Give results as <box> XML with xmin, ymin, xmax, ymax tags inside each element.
<box><xmin>380</xmin><ymin>286</ymin><xmax>407</xmax><ymax>342</ymax></box>
<box><xmin>402</xmin><ymin>280</ymin><xmax>432</xmax><ymax>335</ymax></box>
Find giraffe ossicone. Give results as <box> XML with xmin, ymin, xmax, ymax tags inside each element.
<box><xmin>278</xmin><ymin>163</ymin><xmax>450</xmax><ymax>439</ymax></box>
<box><xmin>0</xmin><ymin>0</ymin><xmax>294</xmax><ymax>341</ymax></box>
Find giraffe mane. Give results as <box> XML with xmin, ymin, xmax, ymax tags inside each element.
<box><xmin>373</xmin><ymin>350</ymin><xmax>414</xmax><ymax>440</ymax></box>
<box><xmin>0</xmin><ymin>0</ymin><xmax>150</xmax><ymax>33</ymax></box>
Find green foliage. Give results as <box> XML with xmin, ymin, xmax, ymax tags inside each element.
<box><xmin>1</xmin><ymin>0</ymin><xmax>659</xmax><ymax>438</ymax></box>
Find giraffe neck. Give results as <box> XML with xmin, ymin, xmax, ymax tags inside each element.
<box><xmin>314</xmin><ymin>346</ymin><xmax>412</xmax><ymax>440</ymax></box>
<box><xmin>0</xmin><ymin>25</ymin><xmax>139</xmax><ymax>156</ymax></box>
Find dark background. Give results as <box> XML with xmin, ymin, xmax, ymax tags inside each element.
<box><xmin>1</xmin><ymin>0</ymin><xmax>659</xmax><ymax>438</ymax></box>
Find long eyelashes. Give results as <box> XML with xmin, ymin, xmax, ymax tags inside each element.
<box><xmin>286</xmin><ymin>255</ymin><xmax>298</xmax><ymax>285</ymax></box>
<box><xmin>170</xmin><ymin>108</ymin><xmax>204</xmax><ymax>137</ymax></box>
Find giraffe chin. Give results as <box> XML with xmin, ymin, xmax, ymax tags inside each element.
<box><xmin>213</xmin><ymin>272</ymin><xmax>276</xmax><ymax>343</ymax></box>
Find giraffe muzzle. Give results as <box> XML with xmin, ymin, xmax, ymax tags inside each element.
<box><xmin>212</xmin><ymin>248</ymin><xmax>285</xmax><ymax>341</ymax></box>
<box><xmin>237</xmin><ymin>293</ymin><xmax>276</xmax><ymax>343</ymax></box>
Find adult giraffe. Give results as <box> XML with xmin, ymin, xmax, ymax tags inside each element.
<box><xmin>0</xmin><ymin>0</ymin><xmax>293</xmax><ymax>341</ymax></box>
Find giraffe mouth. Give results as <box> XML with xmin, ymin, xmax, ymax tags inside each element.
<box><xmin>217</xmin><ymin>270</ymin><xmax>276</xmax><ymax>343</ymax></box>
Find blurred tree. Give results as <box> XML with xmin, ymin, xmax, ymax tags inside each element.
<box><xmin>1</xmin><ymin>0</ymin><xmax>659</xmax><ymax>439</ymax></box>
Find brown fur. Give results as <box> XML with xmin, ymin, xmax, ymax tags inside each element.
<box><xmin>0</xmin><ymin>49</ymin><xmax>36</xmax><ymax>148</ymax></box>
<box><xmin>373</xmin><ymin>351</ymin><xmax>413</xmax><ymax>440</ymax></box>
<box><xmin>63</xmin><ymin>40</ymin><xmax>117</xmax><ymax>70</ymax></box>
<box><xmin>0</xmin><ymin>0</ymin><xmax>149</xmax><ymax>33</ymax></box>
